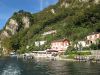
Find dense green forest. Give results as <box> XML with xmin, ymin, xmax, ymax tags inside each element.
<box><xmin>0</xmin><ymin>0</ymin><xmax>100</xmax><ymax>54</ymax></box>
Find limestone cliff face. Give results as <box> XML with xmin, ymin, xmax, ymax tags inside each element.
<box><xmin>59</xmin><ymin>0</ymin><xmax>100</xmax><ymax>7</ymax></box>
<box><xmin>95</xmin><ymin>0</ymin><xmax>100</xmax><ymax>4</ymax></box>
<box><xmin>1</xmin><ymin>30</ymin><xmax>10</xmax><ymax>38</ymax></box>
<box><xmin>0</xmin><ymin>15</ymin><xmax>31</xmax><ymax>55</ymax></box>
<box><xmin>59</xmin><ymin>0</ymin><xmax>71</xmax><ymax>8</ymax></box>
<box><xmin>0</xmin><ymin>16</ymin><xmax>30</xmax><ymax>39</ymax></box>
<box><xmin>1</xmin><ymin>0</ymin><xmax>99</xmax><ymax>38</ymax></box>
<box><xmin>6</xmin><ymin>19</ymin><xmax>18</xmax><ymax>35</ymax></box>
<box><xmin>79</xmin><ymin>0</ymin><xmax>100</xmax><ymax>3</ymax></box>
<box><xmin>22</xmin><ymin>17</ymin><xmax>30</xmax><ymax>29</ymax></box>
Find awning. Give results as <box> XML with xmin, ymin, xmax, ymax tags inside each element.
<box><xmin>46</xmin><ymin>50</ymin><xmax>58</xmax><ymax>52</ymax></box>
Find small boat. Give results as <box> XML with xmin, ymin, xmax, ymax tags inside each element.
<box><xmin>10</xmin><ymin>52</ymin><xmax>17</xmax><ymax>57</ymax></box>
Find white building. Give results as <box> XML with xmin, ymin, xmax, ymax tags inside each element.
<box><xmin>42</xmin><ymin>30</ymin><xmax>57</xmax><ymax>36</ymax></box>
<box><xmin>77</xmin><ymin>41</ymin><xmax>87</xmax><ymax>47</ymax></box>
<box><xmin>35</xmin><ymin>41</ymin><xmax>46</xmax><ymax>47</ymax></box>
<box><xmin>76</xmin><ymin>41</ymin><xmax>88</xmax><ymax>50</ymax></box>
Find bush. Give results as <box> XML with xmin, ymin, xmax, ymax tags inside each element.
<box><xmin>90</xmin><ymin>44</ymin><xmax>98</xmax><ymax>50</ymax></box>
<box><xmin>66</xmin><ymin>51</ymin><xmax>91</xmax><ymax>55</ymax></box>
<box><xmin>66</xmin><ymin>54</ymin><xmax>76</xmax><ymax>59</ymax></box>
<box><xmin>77</xmin><ymin>51</ymin><xmax>91</xmax><ymax>55</ymax></box>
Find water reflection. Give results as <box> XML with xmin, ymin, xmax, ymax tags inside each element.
<box><xmin>0</xmin><ymin>57</ymin><xmax>100</xmax><ymax>75</ymax></box>
<box><xmin>0</xmin><ymin>57</ymin><xmax>21</xmax><ymax>75</ymax></box>
<box><xmin>1</xmin><ymin>63</ymin><xmax>21</xmax><ymax>75</ymax></box>
<box><xmin>47</xmin><ymin>60</ymin><xmax>70</xmax><ymax>75</ymax></box>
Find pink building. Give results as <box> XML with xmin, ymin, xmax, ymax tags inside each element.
<box><xmin>50</xmin><ymin>39</ymin><xmax>70</xmax><ymax>52</ymax></box>
<box><xmin>86</xmin><ymin>32</ymin><xmax>100</xmax><ymax>45</ymax></box>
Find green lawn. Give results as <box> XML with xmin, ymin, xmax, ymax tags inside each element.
<box><xmin>64</xmin><ymin>51</ymin><xmax>91</xmax><ymax>59</ymax></box>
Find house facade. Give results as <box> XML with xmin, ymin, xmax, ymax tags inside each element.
<box><xmin>50</xmin><ymin>39</ymin><xmax>70</xmax><ymax>52</ymax></box>
<box><xmin>75</xmin><ymin>41</ymin><xmax>87</xmax><ymax>50</ymax></box>
<box><xmin>35</xmin><ymin>41</ymin><xmax>46</xmax><ymax>47</ymax></box>
<box><xmin>86</xmin><ymin>32</ymin><xmax>100</xmax><ymax>46</ymax></box>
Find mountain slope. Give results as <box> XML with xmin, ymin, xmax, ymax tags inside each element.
<box><xmin>0</xmin><ymin>0</ymin><xmax>100</xmax><ymax>54</ymax></box>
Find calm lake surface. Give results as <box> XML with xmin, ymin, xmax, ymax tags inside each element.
<box><xmin>0</xmin><ymin>57</ymin><xmax>100</xmax><ymax>75</ymax></box>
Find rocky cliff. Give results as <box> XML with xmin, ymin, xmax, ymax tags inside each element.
<box><xmin>0</xmin><ymin>0</ymin><xmax>100</xmax><ymax>55</ymax></box>
<box><xmin>0</xmin><ymin>11</ymin><xmax>33</xmax><ymax>39</ymax></box>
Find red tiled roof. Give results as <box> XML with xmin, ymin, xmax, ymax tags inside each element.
<box><xmin>88</xmin><ymin>32</ymin><xmax>100</xmax><ymax>36</ymax></box>
<box><xmin>52</xmin><ymin>39</ymin><xmax>70</xmax><ymax>43</ymax></box>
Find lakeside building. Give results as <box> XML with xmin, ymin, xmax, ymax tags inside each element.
<box><xmin>32</xmin><ymin>39</ymin><xmax>70</xmax><ymax>58</ymax></box>
<box><xmin>75</xmin><ymin>41</ymin><xmax>87</xmax><ymax>50</ymax></box>
<box><xmin>48</xmin><ymin>39</ymin><xmax>70</xmax><ymax>52</ymax></box>
<box><xmin>86</xmin><ymin>32</ymin><xmax>100</xmax><ymax>46</ymax></box>
<box><xmin>74</xmin><ymin>32</ymin><xmax>100</xmax><ymax>50</ymax></box>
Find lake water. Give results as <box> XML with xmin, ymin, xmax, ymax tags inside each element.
<box><xmin>0</xmin><ymin>57</ymin><xmax>100</xmax><ymax>75</ymax></box>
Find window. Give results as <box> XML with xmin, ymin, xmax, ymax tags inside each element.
<box><xmin>89</xmin><ymin>35</ymin><xmax>92</xmax><ymax>39</ymax></box>
<box><xmin>90</xmin><ymin>41</ymin><xmax>92</xmax><ymax>44</ymax></box>
<box><xmin>95</xmin><ymin>34</ymin><xmax>97</xmax><ymax>37</ymax></box>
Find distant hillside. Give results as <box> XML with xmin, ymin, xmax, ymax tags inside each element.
<box><xmin>0</xmin><ymin>0</ymin><xmax>100</xmax><ymax>54</ymax></box>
